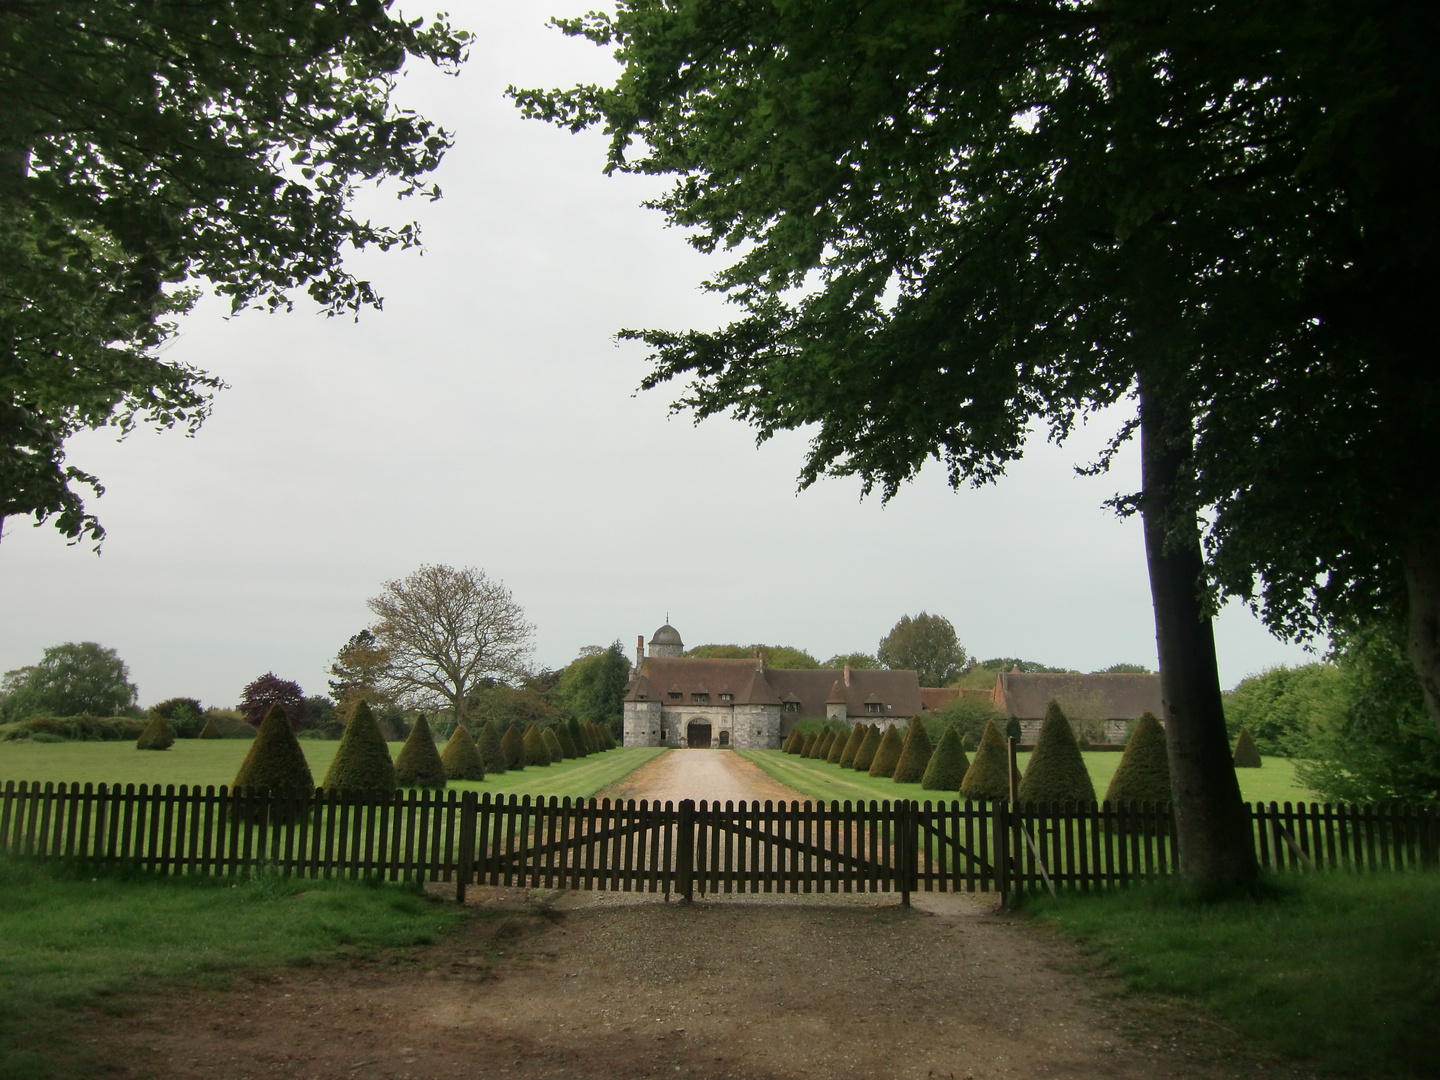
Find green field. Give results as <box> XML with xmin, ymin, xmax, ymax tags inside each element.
<box><xmin>0</xmin><ymin>741</ymin><xmax>662</xmax><ymax>802</ymax></box>
<box><xmin>738</xmin><ymin>748</ymin><xmax>1316</xmax><ymax>806</ymax></box>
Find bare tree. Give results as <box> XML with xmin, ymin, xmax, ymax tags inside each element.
<box><xmin>367</xmin><ymin>565</ymin><xmax>534</xmax><ymax>722</ymax></box>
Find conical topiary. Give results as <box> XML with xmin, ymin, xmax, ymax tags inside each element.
<box><xmin>394</xmin><ymin>715</ymin><xmax>447</xmax><ymax>788</ymax></box>
<box><xmin>783</xmin><ymin>729</ymin><xmax>802</xmax><ymax>753</ymax></box>
<box><xmin>543</xmin><ymin>727</ymin><xmax>565</xmax><ymax>762</ymax></box>
<box><xmin>554</xmin><ymin>721</ymin><xmax>579</xmax><ymax>759</ymax></box>
<box><xmin>1105</xmin><ymin>712</ymin><xmax>1171</xmax><ymax>805</ymax></box>
<box><xmin>960</xmin><ymin>732</ymin><xmax>975</xmax><ymax>751</ymax></box>
<box><xmin>136</xmin><ymin>714</ymin><xmax>175</xmax><ymax>751</ymax></box>
<box><xmin>600</xmin><ymin>724</ymin><xmax>617</xmax><ymax>750</ymax></box>
<box><xmin>1005</xmin><ymin>717</ymin><xmax>1023</xmax><ymax>743</ymax></box>
<box><xmin>440</xmin><ymin>722</ymin><xmax>484</xmax><ymax>782</ymax></box>
<box><xmin>476</xmin><ymin>720</ymin><xmax>506</xmax><ymax>774</ymax></box>
<box><xmin>800</xmin><ymin>731</ymin><xmax>818</xmax><ymax>758</ymax></box>
<box><xmin>892</xmin><ymin>717</ymin><xmax>934</xmax><ymax>783</ymax></box>
<box><xmin>198</xmin><ymin>717</ymin><xmax>222</xmax><ymax>739</ymax></box>
<box><xmin>1017</xmin><ymin>700</ymin><xmax>1096</xmax><ymax>806</ymax></box>
<box><xmin>813</xmin><ymin>730</ymin><xmax>834</xmax><ymax>760</ymax></box>
<box><xmin>922</xmin><ymin>724</ymin><xmax>970</xmax><ymax>791</ymax></box>
<box><xmin>838</xmin><ymin>724</ymin><xmax>865</xmax><ymax>768</ymax></box>
<box><xmin>586</xmin><ymin>721</ymin><xmax>604</xmax><ymax>752</ymax></box>
<box><xmin>960</xmin><ymin>719</ymin><xmax>1012</xmax><ymax>802</ymax></box>
<box><xmin>522</xmin><ymin>723</ymin><xmax>551</xmax><ymax>766</ymax></box>
<box><xmin>826</xmin><ymin>726</ymin><xmax>848</xmax><ymax>764</ymax></box>
<box><xmin>323</xmin><ymin>700</ymin><xmax>396</xmax><ymax>792</ymax></box>
<box><xmin>868</xmin><ymin>725</ymin><xmax>905</xmax><ymax>778</ymax></box>
<box><xmin>853</xmin><ymin>724</ymin><xmax>882</xmax><ymax>771</ymax></box>
<box><xmin>501</xmin><ymin>724</ymin><xmax>525</xmax><ymax>769</ymax></box>
<box><xmin>1233</xmin><ymin>726</ymin><xmax>1262</xmax><ymax>768</ymax></box>
<box><xmin>565</xmin><ymin>717</ymin><xmax>590</xmax><ymax>758</ymax></box>
<box><xmin>233</xmin><ymin>704</ymin><xmax>315</xmax><ymax>793</ymax></box>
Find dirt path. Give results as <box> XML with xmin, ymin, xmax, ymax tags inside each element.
<box><xmin>86</xmin><ymin>886</ymin><xmax>1309</xmax><ymax>1080</ymax></box>
<box><xmin>598</xmin><ymin>748</ymin><xmax>807</xmax><ymax>806</ymax></box>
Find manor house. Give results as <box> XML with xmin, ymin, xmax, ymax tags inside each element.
<box><xmin>622</xmin><ymin>623</ymin><xmax>923</xmax><ymax>749</ymax></box>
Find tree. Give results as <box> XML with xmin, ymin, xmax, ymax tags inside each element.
<box><xmin>238</xmin><ymin>673</ymin><xmax>306</xmax><ymax>731</ymax></box>
<box><xmin>686</xmin><ymin>643</ymin><xmax>820</xmax><ymax>668</ymax></box>
<box><xmin>512</xmin><ymin>0</ymin><xmax>1440</xmax><ymax>892</ymax></box>
<box><xmin>1</xmin><ymin>2</ymin><xmax>471</xmax><ymax>544</ymax></box>
<box><xmin>0</xmin><ymin>641</ymin><xmax>137</xmax><ymax>720</ymax></box>
<box><xmin>557</xmin><ymin>642</ymin><xmax>631</xmax><ymax>735</ymax></box>
<box><xmin>876</xmin><ymin>615</ymin><xmax>967</xmax><ymax>687</ymax></box>
<box><xmin>823</xmin><ymin>652</ymin><xmax>879</xmax><ymax>671</ymax></box>
<box><xmin>368</xmin><ymin>565</ymin><xmax>534</xmax><ymax>724</ymax></box>
<box><xmin>564</xmin><ymin>717</ymin><xmax>591</xmax><ymax>759</ymax></box>
<box><xmin>1223</xmin><ymin>664</ymin><xmax>1342</xmax><ymax>758</ymax></box>
<box><xmin>1096</xmin><ymin>663</ymin><xmax>1153</xmax><ymax>675</ymax></box>
<box><xmin>328</xmin><ymin>630</ymin><xmax>397</xmax><ymax>721</ymax></box>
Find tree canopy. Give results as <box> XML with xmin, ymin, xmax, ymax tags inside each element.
<box><xmin>2</xmin><ymin>2</ymin><xmax>470</xmax><ymax>543</ymax></box>
<box><xmin>557</xmin><ymin>642</ymin><xmax>631</xmax><ymax>734</ymax></box>
<box><xmin>238</xmin><ymin>672</ymin><xmax>306</xmax><ymax>731</ymax></box>
<box><xmin>685</xmin><ymin>643</ymin><xmax>821</xmax><ymax>668</ymax></box>
<box><xmin>0</xmin><ymin>641</ymin><xmax>137</xmax><ymax>720</ymax></box>
<box><xmin>877</xmin><ymin>613</ymin><xmax>967</xmax><ymax>686</ymax></box>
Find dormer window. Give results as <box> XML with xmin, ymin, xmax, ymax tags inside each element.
<box><xmin>866</xmin><ymin>702</ymin><xmax>883</xmax><ymax>715</ymax></box>
<box><xmin>692</xmin><ymin>693</ymin><xmax>710</xmax><ymax>704</ymax></box>
<box><xmin>719</xmin><ymin>693</ymin><xmax>733</xmax><ymax>702</ymax></box>
<box><xmin>668</xmin><ymin>691</ymin><xmax>682</xmax><ymax>700</ymax></box>
<box><xmin>784</xmin><ymin>701</ymin><xmax>800</xmax><ymax>713</ymax></box>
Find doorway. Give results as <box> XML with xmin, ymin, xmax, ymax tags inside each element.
<box><xmin>718</xmin><ymin>730</ymin><xmax>731</xmax><ymax>747</ymax></box>
<box><xmin>686</xmin><ymin>720</ymin><xmax>712</xmax><ymax>748</ymax></box>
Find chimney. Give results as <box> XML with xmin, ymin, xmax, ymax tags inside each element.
<box><xmin>843</xmin><ymin>663</ymin><xmax>851</xmax><ymax>687</ymax></box>
<box><xmin>636</xmin><ymin>634</ymin><xmax>645</xmax><ymax>672</ymax></box>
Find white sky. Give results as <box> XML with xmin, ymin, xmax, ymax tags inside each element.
<box><xmin>0</xmin><ymin>1</ymin><xmax>1318</xmax><ymax>707</ymax></box>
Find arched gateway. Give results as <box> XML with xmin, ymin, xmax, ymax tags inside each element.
<box><xmin>686</xmin><ymin>719</ymin><xmax>712</xmax><ymax>748</ymax></box>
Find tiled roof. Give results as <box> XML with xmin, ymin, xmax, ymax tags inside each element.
<box><xmin>997</xmin><ymin>672</ymin><xmax>1162</xmax><ymax>720</ymax></box>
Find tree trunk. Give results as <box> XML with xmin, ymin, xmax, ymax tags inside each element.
<box><xmin>1139</xmin><ymin>372</ymin><xmax>1258</xmax><ymax>893</ymax></box>
<box><xmin>1403</xmin><ymin>537</ymin><xmax>1440</xmax><ymax>732</ymax></box>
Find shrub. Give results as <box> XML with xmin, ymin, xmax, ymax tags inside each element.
<box><xmin>838</xmin><ymin>724</ymin><xmax>864</xmax><ymax>768</ymax></box>
<box><xmin>600</xmin><ymin>724</ymin><xmax>617</xmax><ymax>750</ymax></box>
<box><xmin>783</xmin><ymin>729</ymin><xmax>802</xmax><ymax>753</ymax></box>
<box><xmin>205</xmin><ymin>710</ymin><xmax>257</xmax><ymax>739</ymax></box>
<box><xmin>28</xmin><ymin>731</ymin><xmax>64</xmax><ymax>743</ymax></box>
<box><xmin>2</xmin><ymin>714</ymin><xmax>147</xmax><ymax>742</ymax></box>
<box><xmin>960</xmin><ymin>732</ymin><xmax>975</xmax><ymax>751</ymax></box>
<box><xmin>501</xmin><ymin>724</ymin><xmax>525</xmax><ymax>770</ymax></box>
<box><xmin>520</xmin><ymin>723</ymin><xmax>550</xmax><ymax>766</ymax></box>
<box><xmin>892</xmin><ymin>717</ymin><xmax>934</xmax><ymax>783</ymax></box>
<box><xmin>440</xmin><ymin>722</ymin><xmax>484</xmax><ymax>781</ymax></box>
<box><xmin>322</xmin><ymin>701</ymin><xmax>396</xmax><ymax>793</ymax></box>
<box><xmin>1105</xmin><ymin>712</ymin><xmax>1172</xmax><ymax>805</ymax></box>
<box><xmin>960</xmin><ymin>719</ymin><xmax>1012</xmax><ymax>802</ymax></box>
<box><xmin>1018</xmin><ymin>700</ymin><xmax>1096</xmax><ymax>805</ymax></box>
<box><xmin>554</xmin><ymin>721</ymin><xmax>579</xmax><ymax>759</ymax></box>
<box><xmin>812</xmin><ymin>729</ymin><xmax>834</xmax><ymax>760</ymax></box>
<box><xmin>1233</xmin><ymin>726</ymin><xmax>1262</xmax><ymax>768</ymax></box>
<box><xmin>150</xmin><ymin>697</ymin><xmax>205</xmax><ymax>737</ymax></box>
<box><xmin>1005</xmin><ymin>717</ymin><xmax>1023</xmax><ymax>742</ymax></box>
<box><xmin>868</xmin><ymin>725</ymin><xmax>904</xmax><ymax>777</ymax></box>
<box><xmin>233</xmin><ymin>705</ymin><xmax>315</xmax><ymax>793</ymax></box>
<box><xmin>922</xmin><ymin>724</ymin><xmax>969</xmax><ymax>791</ymax></box>
<box><xmin>800</xmin><ymin>731</ymin><xmax>818</xmax><ymax>758</ymax></box>
<box><xmin>395</xmin><ymin>715</ymin><xmax>447</xmax><ymax>788</ymax></box>
<box><xmin>565</xmin><ymin>716</ymin><xmax>590</xmax><ymax>758</ymax></box>
<box><xmin>853</xmin><ymin>724</ymin><xmax>882</xmax><ymax>771</ymax></box>
<box><xmin>543</xmin><ymin>727</ymin><xmax>566</xmax><ymax>762</ymax></box>
<box><xmin>477</xmin><ymin>721</ymin><xmax>506</xmax><ymax>774</ymax></box>
<box><xmin>585</xmin><ymin>720</ymin><xmax>604</xmax><ymax>752</ymax></box>
<box><xmin>135</xmin><ymin>714</ymin><xmax>175</xmax><ymax>751</ymax></box>
<box><xmin>198</xmin><ymin>718</ymin><xmax>222</xmax><ymax>739</ymax></box>
<box><xmin>238</xmin><ymin>672</ymin><xmax>306</xmax><ymax>730</ymax></box>
<box><xmin>826</xmin><ymin>726</ymin><xmax>848</xmax><ymax>763</ymax></box>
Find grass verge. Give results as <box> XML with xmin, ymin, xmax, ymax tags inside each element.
<box><xmin>1027</xmin><ymin>873</ymin><xmax>1440</xmax><ymax>1078</ymax></box>
<box><xmin>0</xmin><ymin>856</ymin><xmax>470</xmax><ymax>1080</ymax></box>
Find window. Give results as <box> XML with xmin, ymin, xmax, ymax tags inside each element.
<box><xmin>668</xmin><ymin>691</ymin><xmax>682</xmax><ymax>700</ymax></box>
<box><xmin>866</xmin><ymin>702</ymin><xmax>883</xmax><ymax>715</ymax></box>
<box><xmin>719</xmin><ymin>693</ymin><xmax>733</xmax><ymax>702</ymax></box>
<box><xmin>784</xmin><ymin>701</ymin><xmax>800</xmax><ymax>713</ymax></box>
<box><xmin>692</xmin><ymin>693</ymin><xmax>710</xmax><ymax>704</ymax></box>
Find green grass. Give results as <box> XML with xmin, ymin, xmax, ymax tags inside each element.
<box><xmin>0</xmin><ymin>741</ymin><xmax>661</xmax><ymax>801</ymax></box>
<box><xmin>738</xmin><ymin>748</ymin><xmax>1317</xmax><ymax>805</ymax></box>
<box><xmin>0</xmin><ymin>857</ymin><xmax>469</xmax><ymax>1080</ymax></box>
<box><xmin>1028</xmin><ymin>873</ymin><xmax>1440</xmax><ymax>1078</ymax></box>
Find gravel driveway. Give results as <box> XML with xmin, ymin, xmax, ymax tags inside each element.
<box><xmin>598</xmin><ymin>749</ymin><xmax>808</xmax><ymax>806</ymax></box>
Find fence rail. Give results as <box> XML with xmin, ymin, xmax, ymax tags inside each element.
<box><xmin>2</xmin><ymin>780</ymin><xmax>1435</xmax><ymax>903</ymax></box>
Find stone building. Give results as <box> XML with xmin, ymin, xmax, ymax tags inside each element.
<box><xmin>992</xmin><ymin>669</ymin><xmax>1163</xmax><ymax>743</ymax></box>
<box><xmin>622</xmin><ymin>623</ymin><xmax>923</xmax><ymax>749</ymax></box>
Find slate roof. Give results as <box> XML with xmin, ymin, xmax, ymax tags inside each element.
<box><xmin>996</xmin><ymin>672</ymin><xmax>1162</xmax><ymax>720</ymax></box>
<box><xmin>624</xmin><ymin>658</ymin><xmax>923</xmax><ymax>718</ymax></box>
<box><xmin>765</xmin><ymin>668</ymin><xmax>923</xmax><ymax>719</ymax></box>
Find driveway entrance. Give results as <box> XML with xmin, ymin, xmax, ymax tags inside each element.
<box><xmin>686</xmin><ymin>720</ymin><xmax>712</xmax><ymax>748</ymax></box>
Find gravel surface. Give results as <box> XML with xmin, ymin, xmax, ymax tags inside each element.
<box><xmin>598</xmin><ymin>749</ymin><xmax>808</xmax><ymax>807</ymax></box>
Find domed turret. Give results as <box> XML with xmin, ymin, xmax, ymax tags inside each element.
<box><xmin>649</xmin><ymin>623</ymin><xmax>684</xmax><ymax>658</ymax></box>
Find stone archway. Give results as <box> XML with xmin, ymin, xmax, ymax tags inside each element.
<box><xmin>717</xmin><ymin>730</ymin><xmax>731</xmax><ymax>748</ymax></box>
<box><xmin>686</xmin><ymin>719</ymin><xmax>712</xmax><ymax>748</ymax></box>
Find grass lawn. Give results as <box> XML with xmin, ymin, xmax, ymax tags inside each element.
<box><xmin>0</xmin><ymin>857</ymin><xmax>470</xmax><ymax>1080</ymax></box>
<box><xmin>0</xmin><ymin>741</ymin><xmax>663</xmax><ymax>802</ymax></box>
<box><xmin>1028</xmin><ymin>873</ymin><xmax>1440</xmax><ymax>1078</ymax></box>
<box><xmin>739</xmin><ymin>748</ymin><xmax>1316</xmax><ymax>805</ymax></box>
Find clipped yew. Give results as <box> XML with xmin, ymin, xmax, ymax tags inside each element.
<box><xmin>395</xmin><ymin>714</ymin><xmax>447</xmax><ymax>788</ymax></box>
<box><xmin>1017</xmin><ymin>700</ymin><xmax>1096</xmax><ymax>806</ymax></box>
<box><xmin>522</xmin><ymin>723</ymin><xmax>551</xmax><ymax>766</ymax></box>
<box><xmin>565</xmin><ymin>717</ymin><xmax>590</xmax><ymax>758</ymax></box>
<box><xmin>585</xmin><ymin>721</ymin><xmax>604</xmax><ymax>752</ymax></box>
<box><xmin>543</xmin><ymin>727</ymin><xmax>566</xmax><ymax>762</ymax></box>
<box><xmin>838</xmin><ymin>724</ymin><xmax>864</xmax><ymax>768</ymax></box>
<box><xmin>323</xmin><ymin>701</ymin><xmax>396</xmax><ymax>792</ymax></box>
<box><xmin>867</xmin><ymin>724</ymin><xmax>904</xmax><ymax>777</ymax></box>
<box><xmin>960</xmin><ymin>719</ymin><xmax>1011</xmax><ymax>802</ymax></box>
<box><xmin>198</xmin><ymin>717</ymin><xmax>222</xmax><ymax>739</ymax></box>
<box><xmin>892</xmin><ymin>717</ymin><xmax>934</xmax><ymax>783</ymax></box>
<box><xmin>922</xmin><ymin>724</ymin><xmax>969</xmax><ymax>791</ymax></box>
<box><xmin>826</xmin><ymin>726</ymin><xmax>848</xmax><ymax>763</ymax></box>
<box><xmin>476</xmin><ymin>720</ymin><xmax>506</xmax><ymax>774</ymax></box>
<box><xmin>1233</xmin><ymin>726</ymin><xmax>1262</xmax><ymax>768</ymax></box>
<box><xmin>136</xmin><ymin>714</ymin><xmax>175</xmax><ymax>751</ymax></box>
<box><xmin>1105</xmin><ymin>712</ymin><xmax>1171</xmax><ymax>805</ymax></box>
<box><xmin>783</xmin><ymin>729</ymin><xmax>802</xmax><ymax>754</ymax></box>
<box><xmin>600</xmin><ymin>724</ymin><xmax>617</xmax><ymax>750</ymax></box>
<box><xmin>440</xmin><ymin>722</ymin><xmax>484</xmax><ymax>782</ymax></box>
<box><xmin>234</xmin><ymin>704</ymin><xmax>314</xmax><ymax>793</ymax></box>
<box><xmin>501</xmin><ymin>724</ymin><xmax>525</xmax><ymax>770</ymax></box>
<box><xmin>555</xmin><ymin>721</ymin><xmax>579</xmax><ymax>759</ymax></box>
<box><xmin>853</xmin><ymin>724</ymin><xmax>882</xmax><ymax>771</ymax></box>
<box><xmin>813</xmin><ymin>729</ymin><xmax>835</xmax><ymax>760</ymax></box>
<box><xmin>800</xmin><ymin>731</ymin><xmax>818</xmax><ymax>758</ymax></box>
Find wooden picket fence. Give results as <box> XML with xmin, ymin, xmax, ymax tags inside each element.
<box><xmin>1</xmin><ymin>780</ymin><xmax>1435</xmax><ymax>904</ymax></box>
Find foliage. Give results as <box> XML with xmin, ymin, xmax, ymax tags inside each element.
<box><xmin>815</xmin><ymin>730</ymin><xmax>837</xmax><ymax>760</ymax></box>
<box><xmin>892</xmin><ymin>717</ymin><xmax>934</xmax><ymax>784</ymax></box>
<box><xmin>232</xmin><ymin>705</ymin><xmax>314</xmax><ymax>793</ymax></box>
<box><xmin>1004</xmin><ymin>718</ymin><xmax>1023</xmax><ymax>743</ymax></box>
<box><xmin>927</xmin><ymin>694</ymin><xmax>1002</xmax><ymax>747</ymax></box>
<box><xmin>1232</xmin><ymin>728</ymin><xmax>1263</xmax><ymax>769</ymax></box>
<box><xmin>202</xmin><ymin>709</ymin><xmax>257</xmax><ymax>739</ymax></box>
<box><xmin>0</xmin><ymin>714</ymin><xmax>145</xmax><ymax>742</ymax></box>
<box><xmin>0</xmin><ymin>2</ymin><xmax>471</xmax><ymax>543</ymax></box>
<box><xmin>328</xmin><ymin>630</ymin><xmax>398</xmax><ymax>721</ymax></box>
<box><xmin>149</xmin><ymin>697</ymin><xmax>202</xmax><ymax>720</ymax></box>
<box><xmin>1223</xmin><ymin>663</ymin><xmax>1342</xmax><ymax>757</ymax></box>
<box><xmin>877</xmin><ymin>614</ymin><xmax>967</xmax><ymax>687</ymax></box>
<box><xmin>238</xmin><ymin>673</ymin><xmax>306</xmax><ymax>731</ymax></box>
<box><xmin>500</xmin><ymin>725</ymin><xmax>524</xmax><ymax>771</ymax></box>
<box><xmin>556</xmin><ymin>642</ymin><xmax>630</xmax><ymax>735</ymax></box>
<box><xmin>1095</xmin><ymin>663</ymin><xmax>1153</xmax><ymax>674</ymax></box>
<box><xmin>301</xmin><ymin>695</ymin><xmax>337</xmax><ymax>733</ymax></box>
<box><xmin>0</xmin><ymin>643</ymin><xmax>138</xmax><ymax>722</ymax></box>
<box><xmin>1105</xmin><ymin>713</ymin><xmax>1171</xmax><ymax>805</ymax></box>
<box><xmin>823</xmin><ymin>652</ymin><xmax>879</xmax><ymax>671</ymax></box>
<box><xmin>476</xmin><ymin>721</ymin><xmax>506</xmax><ymax>774</ymax></box>
<box><xmin>368</xmin><ymin>565</ymin><xmax>534</xmax><ymax>722</ymax></box>
<box><xmin>782</xmin><ymin>729</ymin><xmax>801</xmax><ymax>754</ymax></box>
<box><xmin>198</xmin><ymin>718</ymin><xmax>221</xmax><ymax>740</ymax></box>
<box><xmin>394</xmin><ymin>715</ymin><xmax>446</xmax><ymax>788</ymax></box>
<box><xmin>470</xmin><ymin>683</ymin><xmax>558</xmax><ymax>733</ymax></box>
<box><xmin>1019</xmin><ymin>702</ymin><xmax>1096</xmax><ymax>805</ymax></box>
<box><xmin>439</xmin><ymin>722</ymin><xmax>483</xmax><ymax>782</ymax></box>
<box><xmin>542</xmin><ymin>727</ymin><xmax>565</xmax><ymax>762</ymax></box>
<box><xmin>600</xmin><ymin>724</ymin><xmax>617</xmax><ymax>750</ymax></box>
<box><xmin>825</xmin><ymin>725</ymin><xmax>847</xmax><ymax>763</ymax></box>
<box><xmin>684</xmin><ymin>643</ymin><xmax>820</xmax><ymax>669</ymax></box>
<box><xmin>867</xmin><ymin>726</ymin><xmax>904</xmax><ymax>779</ymax></box>
<box><xmin>553</xmin><ymin>718</ymin><xmax>579</xmax><ymax>759</ymax></box>
<box><xmin>322</xmin><ymin>701</ymin><xmax>395</xmax><ymax>793</ymax></box>
<box><xmin>960</xmin><ymin>720</ymin><xmax>1011</xmax><ymax>802</ymax></box>
<box><xmin>521</xmin><ymin>724</ymin><xmax>551</xmax><ymax>767</ymax></box>
<box><xmin>852</xmin><ymin>725</ymin><xmax>881</xmax><ymax>772</ymax></box>
<box><xmin>134</xmin><ymin>714</ymin><xmax>174</xmax><ymax>751</ymax></box>
<box><xmin>921</xmin><ymin>725</ymin><xmax>969</xmax><ymax>791</ymax></box>
<box><xmin>837</xmin><ymin>724</ymin><xmax>864</xmax><ymax>768</ymax></box>
<box><xmin>565</xmin><ymin>717</ymin><xmax>591</xmax><ymax>759</ymax></box>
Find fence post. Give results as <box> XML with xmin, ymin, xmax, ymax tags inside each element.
<box><xmin>995</xmin><ymin>799</ymin><xmax>1009</xmax><ymax>906</ymax></box>
<box><xmin>677</xmin><ymin>799</ymin><xmax>694</xmax><ymax>903</ymax></box>
<box><xmin>455</xmin><ymin>791</ymin><xmax>477</xmax><ymax>904</ymax></box>
<box><xmin>900</xmin><ymin>800</ymin><xmax>914</xmax><ymax>908</ymax></box>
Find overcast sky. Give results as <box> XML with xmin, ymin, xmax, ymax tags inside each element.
<box><xmin>0</xmin><ymin>1</ymin><xmax>1319</xmax><ymax>708</ymax></box>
